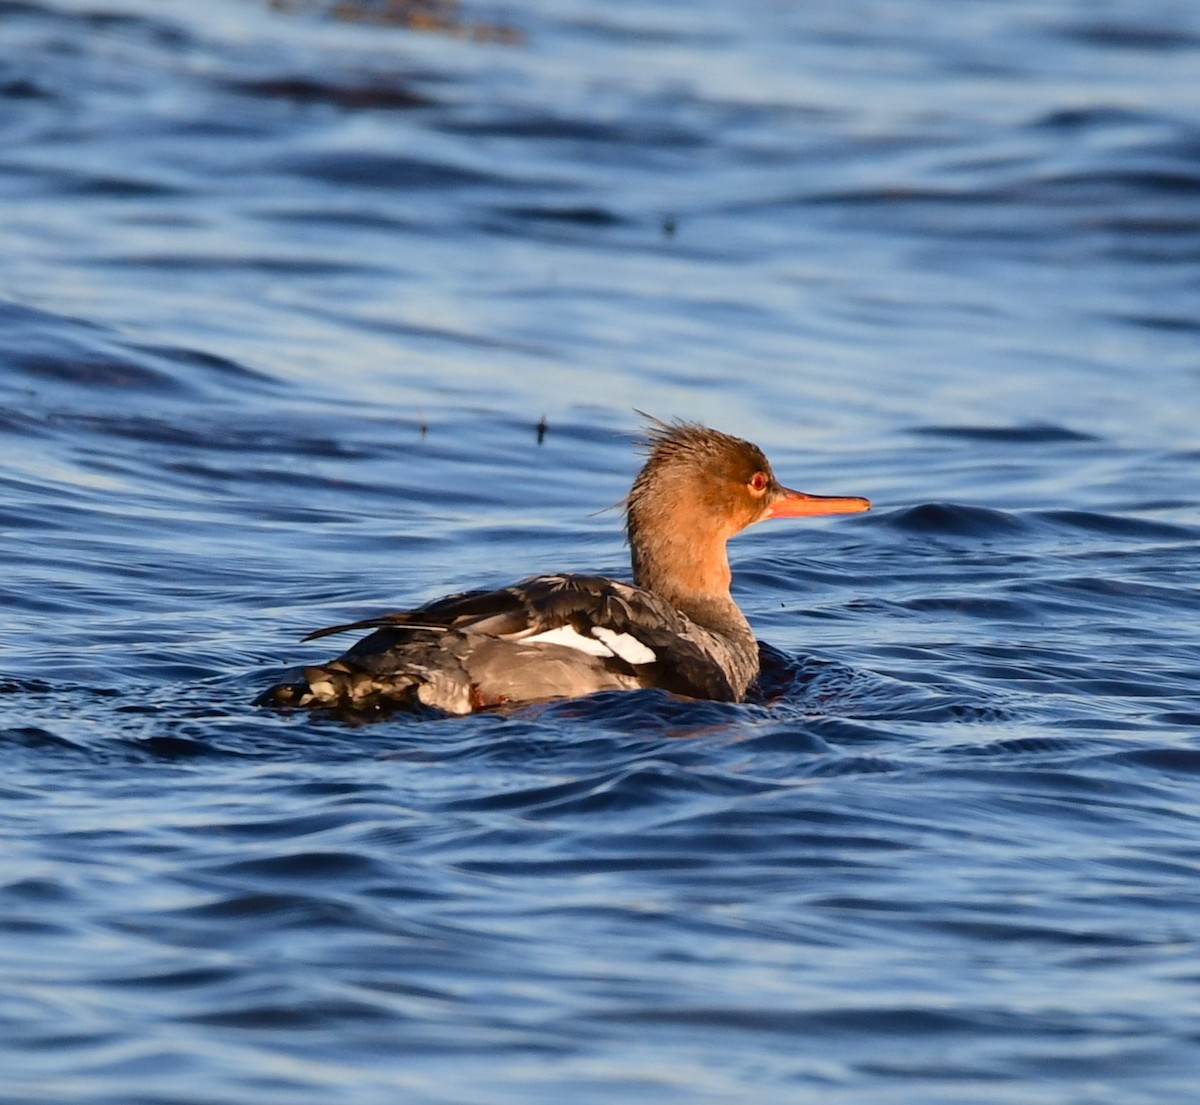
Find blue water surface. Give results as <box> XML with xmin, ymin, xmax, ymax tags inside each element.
<box><xmin>2</xmin><ymin>1</ymin><xmax>1199</xmax><ymax>1103</ymax></box>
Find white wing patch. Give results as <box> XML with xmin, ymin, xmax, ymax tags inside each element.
<box><xmin>523</xmin><ymin>624</ymin><xmax>656</xmax><ymax>666</ymax></box>
<box><xmin>591</xmin><ymin>626</ymin><xmax>656</xmax><ymax>665</ymax></box>
<box><xmin>522</xmin><ymin>625</ymin><xmax>610</xmax><ymax>657</ymax></box>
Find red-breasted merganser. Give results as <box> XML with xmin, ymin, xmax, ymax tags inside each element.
<box><xmin>257</xmin><ymin>420</ymin><xmax>870</xmax><ymax>714</ymax></box>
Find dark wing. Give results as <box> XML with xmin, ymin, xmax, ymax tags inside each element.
<box><xmin>301</xmin><ymin>587</ymin><xmax>523</xmax><ymax>642</ymax></box>
<box><xmin>303</xmin><ymin>574</ymin><xmax>739</xmax><ymax>701</ymax></box>
<box><xmin>522</xmin><ymin>576</ymin><xmax>740</xmax><ymax>700</ymax></box>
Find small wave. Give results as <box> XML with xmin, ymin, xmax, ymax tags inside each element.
<box><xmin>51</xmin><ymin>172</ymin><xmax>188</xmax><ymax>199</ymax></box>
<box><xmin>497</xmin><ymin>203</ymin><xmax>628</xmax><ymax>227</ymax></box>
<box><xmin>1108</xmin><ymin>746</ymin><xmax>1200</xmax><ymax>776</ymax></box>
<box><xmin>0</xmin><ymin>724</ymin><xmax>93</xmax><ymax>756</ymax></box>
<box><xmin>1116</xmin><ymin>313</ymin><xmax>1200</xmax><ymax>334</ymax></box>
<box><xmin>222</xmin><ymin>75</ymin><xmax>434</xmax><ymax>110</ymax></box>
<box><xmin>0</xmin><ymin>76</ymin><xmax>53</xmax><ymax>100</ymax></box>
<box><xmin>12</xmin><ymin>349</ymin><xmax>182</xmax><ymax>394</ymax></box>
<box><xmin>0</xmin><ymin>300</ymin><xmax>273</xmax><ymax>401</ymax></box>
<box><xmin>439</xmin><ymin>113</ymin><xmax>703</xmax><ymax>148</ymax></box>
<box><xmin>948</xmin><ymin>734</ymin><xmax>1098</xmax><ymax>758</ymax></box>
<box><xmin>199</xmin><ymin>849</ymin><xmax>389</xmax><ymax>883</ymax></box>
<box><xmin>1060</xmin><ymin>21</ymin><xmax>1200</xmax><ymax>52</ymax></box>
<box><xmin>277</xmin><ymin>151</ymin><xmax>501</xmax><ymax>190</ymax></box>
<box><xmin>1030</xmin><ymin>105</ymin><xmax>1156</xmax><ymax>131</ymax></box>
<box><xmin>884</xmin><ymin>502</ymin><xmax>1027</xmax><ymax>536</ymax></box>
<box><xmin>1035</xmin><ymin>509</ymin><xmax>1195</xmax><ymax>539</ymax></box>
<box><xmin>911</xmin><ymin>423</ymin><xmax>1099</xmax><ymax>444</ymax></box>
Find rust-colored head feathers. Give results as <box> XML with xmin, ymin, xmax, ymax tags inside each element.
<box><xmin>624</xmin><ymin>419</ymin><xmax>870</xmax><ymax>626</ymax></box>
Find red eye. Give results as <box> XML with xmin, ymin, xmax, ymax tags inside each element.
<box><xmin>749</xmin><ymin>472</ymin><xmax>768</xmax><ymax>493</ymax></box>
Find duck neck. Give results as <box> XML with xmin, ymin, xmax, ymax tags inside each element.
<box><xmin>629</xmin><ymin>522</ymin><xmax>753</xmax><ymax>645</ymax></box>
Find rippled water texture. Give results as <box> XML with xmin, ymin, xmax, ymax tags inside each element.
<box><xmin>2</xmin><ymin>1</ymin><xmax>1200</xmax><ymax>1102</ymax></box>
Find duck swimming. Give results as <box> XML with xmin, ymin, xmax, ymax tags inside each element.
<box><xmin>257</xmin><ymin>420</ymin><xmax>870</xmax><ymax>714</ymax></box>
